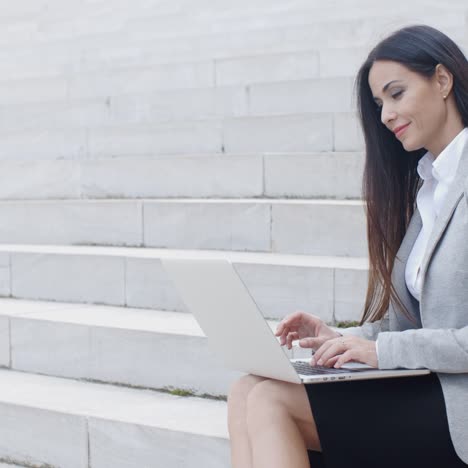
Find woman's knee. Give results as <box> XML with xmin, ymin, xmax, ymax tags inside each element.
<box><xmin>227</xmin><ymin>374</ymin><xmax>266</xmax><ymax>429</ymax></box>
<box><xmin>246</xmin><ymin>379</ymin><xmax>293</xmax><ymax>412</ymax></box>
<box><xmin>228</xmin><ymin>374</ymin><xmax>266</xmax><ymax>405</ymax></box>
<box><xmin>245</xmin><ymin>379</ymin><xmax>321</xmax><ymax>450</ymax></box>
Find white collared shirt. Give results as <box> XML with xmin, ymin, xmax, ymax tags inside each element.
<box><xmin>405</xmin><ymin>127</ymin><xmax>468</xmax><ymax>301</ymax></box>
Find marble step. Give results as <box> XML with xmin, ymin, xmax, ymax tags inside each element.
<box><xmin>127</xmin><ymin>6</ymin><xmax>464</xmax><ymax>39</ymax></box>
<box><xmin>0</xmin><ymin>298</ymin><xmax>238</xmax><ymax>396</ymax></box>
<box><xmin>0</xmin><ymin>245</ymin><xmax>368</xmax><ymax>322</ymax></box>
<box><xmin>0</xmin><ymin>6</ymin><xmax>464</xmax><ymax>54</ymax></box>
<box><xmin>0</xmin><ymin>7</ymin><xmax>464</xmax><ymax>83</ymax></box>
<box><xmin>0</xmin><ymin>75</ymin><xmax>357</xmax><ymax>117</ymax></box>
<box><xmin>41</xmin><ymin>22</ymin><xmax>468</xmax><ymax>68</ymax></box>
<box><xmin>1</xmin><ymin>0</ymin><xmax>466</xmax><ymax>23</ymax></box>
<box><xmin>0</xmin><ymin>152</ymin><xmax>364</xmax><ymax>200</ymax></box>
<box><xmin>0</xmin><ymin>368</ymin><xmax>230</xmax><ymax>468</ymax></box>
<box><xmin>0</xmin><ymin>111</ymin><xmax>364</xmax><ymax>160</ymax></box>
<box><xmin>0</xmin><ymin>298</ymin><xmax>316</xmax><ymax>396</ymax></box>
<box><xmin>1</xmin><ymin>37</ymin><xmax>466</xmax><ymax>93</ymax></box>
<box><xmin>2</xmin><ymin>35</ymin><xmax>467</xmax><ymax>83</ymax></box>
<box><xmin>0</xmin><ymin>198</ymin><xmax>368</xmax><ymax>257</ymax></box>
<box><xmin>71</xmin><ymin>14</ymin><xmax>468</xmax><ymax>68</ymax></box>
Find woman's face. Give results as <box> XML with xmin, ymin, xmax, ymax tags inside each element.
<box><xmin>368</xmin><ymin>60</ymin><xmax>449</xmax><ymax>155</ymax></box>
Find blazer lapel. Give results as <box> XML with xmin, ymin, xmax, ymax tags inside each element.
<box><xmin>396</xmin><ymin>208</ymin><xmax>422</xmax><ymax>266</ymax></box>
<box><xmin>392</xmin><ymin>208</ymin><xmax>422</xmax><ymax>320</ymax></box>
<box><xmin>419</xmin><ymin>137</ymin><xmax>468</xmax><ymax>286</ymax></box>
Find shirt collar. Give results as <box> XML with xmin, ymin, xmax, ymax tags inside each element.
<box><xmin>417</xmin><ymin>151</ymin><xmax>435</xmax><ymax>180</ymax></box>
<box><xmin>417</xmin><ymin>127</ymin><xmax>468</xmax><ymax>183</ymax></box>
<box><xmin>431</xmin><ymin>127</ymin><xmax>468</xmax><ymax>183</ymax></box>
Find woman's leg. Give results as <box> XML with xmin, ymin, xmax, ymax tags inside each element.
<box><xmin>228</xmin><ymin>375</ymin><xmax>322</xmax><ymax>468</ymax></box>
<box><xmin>246</xmin><ymin>379</ymin><xmax>321</xmax><ymax>468</ymax></box>
<box><xmin>228</xmin><ymin>374</ymin><xmax>267</xmax><ymax>468</ymax></box>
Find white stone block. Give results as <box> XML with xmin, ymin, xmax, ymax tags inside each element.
<box><xmin>38</xmin><ymin>10</ymin><xmax>123</xmax><ymax>41</ymax></box>
<box><xmin>334</xmin><ymin>112</ymin><xmax>365</xmax><ymax>151</ymax></box>
<box><xmin>0</xmin><ymin>368</ymin><xmax>229</xmax><ymax>466</ymax></box>
<box><xmin>0</xmin><ymin>160</ymin><xmax>80</xmax><ymax>199</ymax></box>
<box><xmin>264</xmin><ymin>152</ymin><xmax>364</xmax><ymax>199</ymax></box>
<box><xmin>0</xmin><ymin>316</ymin><xmax>9</xmax><ymax>367</ymax></box>
<box><xmin>223</xmin><ymin>114</ymin><xmax>333</xmax><ymax>153</ymax></box>
<box><xmin>10</xmin><ymin>313</ymin><xmax>241</xmax><ymax>395</ymax></box>
<box><xmin>129</xmin><ymin>16</ymin><xmax>405</xmax><ymax>57</ymax></box>
<box><xmin>81</xmin><ymin>155</ymin><xmax>263</xmax><ymax>198</ymax></box>
<box><xmin>0</xmin><ymin>77</ymin><xmax>67</xmax><ymax>105</ymax></box>
<box><xmin>125</xmin><ymin>258</ymin><xmax>186</xmax><ymax>311</ymax></box>
<box><xmin>249</xmin><ymin>77</ymin><xmax>355</xmax><ymax>115</ymax></box>
<box><xmin>68</xmin><ymin>62</ymin><xmax>215</xmax><ymax>99</ymax></box>
<box><xmin>11</xmin><ymin>318</ymin><xmax>91</xmax><ymax>377</ymax></box>
<box><xmin>0</xmin><ymin>99</ymin><xmax>110</xmax><ymax>132</ymax></box>
<box><xmin>11</xmin><ymin>253</ymin><xmax>125</xmax><ymax>305</ymax></box>
<box><xmin>89</xmin><ymin>327</ymin><xmax>241</xmax><ymax>395</ymax></box>
<box><xmin>0</xmin><ymin>253</ymin><xmax>10</xmax><ymax>296</ymax></box>
<box><xmin>109</xmin><ymin>86</ymin><xmax>248</xmax><ymax>123</ymax></box>
<box><xmin>0</xmin><ymin>201</ymin><xmax>143</xmax><ymax>246</ymax></box>
<box><xmin>271</xmin><ymin>202</ymin><xmax>367</xmax><ymax>257</ymax></box>
<box><xmin>89</xmin><ymin>418</ymin><xmax>230</xmax><ymax>468</ymax></box>
<box><xmin>0</xmin><ymin>48</ymin><xmax>71</xmax><ymax>81</ymax></box>
<box><xmin>0</xmin><ymin>4</ymin><xmax>43</xmax><ymax>23</ymax></box>
<box><xmin>0</xmin><ymin>298</ymin><xmax>84</xmax><ymax>317</ymax></box>
<box><xmin>79</xmin><ymin>201</ymin><xmax>140</xmax><ymax>244</ymax></box>
<box><xmin>334</xmin><ymin>268</ymin><xmax>368</xmax><ymax>322</ymax></box>
<box><xmin>0</xmin><ymin>403</ymin><xmax>88</xmax><ymax>468</ymax></box>
<box><xmin>319</xmin><ymin>47</ymin><xmax>368</xmax><ymax>77</ymax></box>
<box><xmin>233</xmin><ymin>263</ymin><xmax>334</xmax><ymax>321</ymax></box>
<box><xmin>0</xmin><ymin>129</ymin><xmax>87</xmax><ymax>160</ymax></box>
<box><xmin>143</xmin><ymin>201</ymin><xmax>271</xmax><ymax>251</ymax></box>
<box><xmin>88</xmin><ymin>121</ymin><xmax>223</xmax><ymax>157</ymax></box>
<box><xmin>215</xmin><ymin>51</ymin><xmax>319</xmax><ymax>86</ymax></box>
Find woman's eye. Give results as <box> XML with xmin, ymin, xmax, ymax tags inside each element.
<box><xmin>375</xmin><ymin>90</ymin><xmax>403</xmax><ymax>111</ymax></box>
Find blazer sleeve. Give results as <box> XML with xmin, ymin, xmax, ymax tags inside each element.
<box><xmin>338</xmin><ymin>313</ymin><xmax>390</xmax><ymax>341</ymax></box>
<box><xmin>376</xmin><ymin>326</ymin><xmax>468</xmax><ymax>373</ymax></box>
<box><xmin>375</xmin><ymin>173</ymin><xmax>468</xmax><ymax>373</ymax></box>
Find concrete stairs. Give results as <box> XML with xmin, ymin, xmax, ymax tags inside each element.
<box><xmin>0</xmin><ymin>245</ymin><xmax>368</xmax><ymax>322</ymax></box>
<box><xmin>0</xmin><ymin>0</ymin><xmax>466</xmax><ymax>466</ymax></box>
<box><xmin>0</xmin><ymin>368</ymin><xmax>229</xmax><ymax>468</ymax></box>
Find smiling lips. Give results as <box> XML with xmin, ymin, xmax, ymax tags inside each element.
<box><xmin>393</xmin><ymin>123</ymin><xmax>410</xmax><ymax>137</ymax></box>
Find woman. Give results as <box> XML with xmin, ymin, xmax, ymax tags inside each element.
<box><xmin>227</xmin><ymin>24</ymin><xmax>468</xmax><ymax>468</ymax></box>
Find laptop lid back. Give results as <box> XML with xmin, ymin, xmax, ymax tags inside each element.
<box><xmin>162</xmin><ymin>257</ymin><xmax>301</xmax><ymax>383</ymax></box>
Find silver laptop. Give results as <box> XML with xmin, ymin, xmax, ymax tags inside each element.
<box><xmin>162</xmin><ymin>257</ymin><xmax>430</xmax><ymax>384</ymax></box>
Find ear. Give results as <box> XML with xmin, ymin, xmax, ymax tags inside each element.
<box><xmin>434</xmin><ymin>63</ymin><xmax>453</xmax><ymax>98</ymax></box>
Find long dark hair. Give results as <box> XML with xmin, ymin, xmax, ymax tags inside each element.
<box><xmin>354</xmin><ymin>25</ymin><xmax>468</xmax><ymax>325</ymax></box>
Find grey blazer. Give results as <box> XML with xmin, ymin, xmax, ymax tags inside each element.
<box><xmin>341</xmin><ymin>135</ymin><xmax>468</xmax><ymax>463</ymax></box>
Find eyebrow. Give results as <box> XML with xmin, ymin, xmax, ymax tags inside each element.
<box><xmin>372</xmin><ymin>80</ymin><xmax>403</xmax><ymax>101</ymax></box>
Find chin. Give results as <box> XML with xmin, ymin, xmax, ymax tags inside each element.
<box><xmin>401</xmin><ymin>140</ymin><xmax>421</xmax><ymax>152</ymax></box>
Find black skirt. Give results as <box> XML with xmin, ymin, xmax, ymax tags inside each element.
<box><xmin>305</xmin><ymin>373</ymin><xmax>467</xmax><ymax>468</ymax></box>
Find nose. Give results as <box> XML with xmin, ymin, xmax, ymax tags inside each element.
<box><xmin>380</xmin><ymin>102</ymin><xmax>397</xmax><ymax>127</ymax></box>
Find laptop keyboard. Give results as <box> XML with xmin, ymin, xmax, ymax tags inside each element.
<box><xmin>292</xmin><ymin>361</ymin><xmax>374</xmax><ymax>375</ymax></box>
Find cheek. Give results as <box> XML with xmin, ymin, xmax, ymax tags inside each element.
<box><xmin>404</xmin><ymin>95</ymin><xmax>439</xmax><ymax>134</ymax></box>
<box><xmin>411</xmin><ymin>90</ymin><xmax>443</xmax><ymax>127</ymax></box>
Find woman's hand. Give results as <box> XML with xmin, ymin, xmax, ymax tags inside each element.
<box><xmin>312</xmin><ymin>335</ymin><xmax>378</xmax><ymax>368</ymax></box>
<box><xmin>275</xmin><ymin>311</ymin><xmax>341</xmax><ymax>350</ymax></box>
